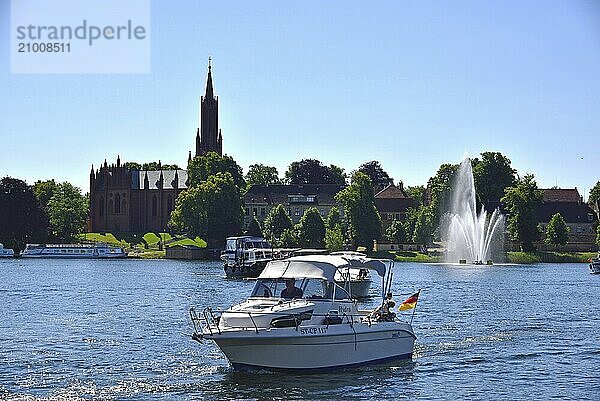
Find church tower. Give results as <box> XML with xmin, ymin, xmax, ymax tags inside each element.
<box><xmin>195</xmin><ymin>58</ymin><xmax>223</xmax><ymax>157</ymax></box>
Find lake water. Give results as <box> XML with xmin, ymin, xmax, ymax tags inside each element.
<box><xmin>0</xmin><ymin>259</ymin><xmax>598</xmax><ymax>400</ymax></box>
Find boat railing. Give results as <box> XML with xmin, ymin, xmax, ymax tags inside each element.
<box><xmin>190</xmin><ymin>307</ymin><xmax>387</xmax><ymax>334</ymax></box>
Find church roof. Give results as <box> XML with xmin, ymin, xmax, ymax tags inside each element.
<box><xmin>131</xmin><ymin>170</ymin><xmax>188</xmax><ymax>190</ymax></box>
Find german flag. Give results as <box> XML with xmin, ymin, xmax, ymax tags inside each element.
<box><xmin>398</xmin><ymin>290</ymin><xmax>420</xmax><ymax>311</ymax></box>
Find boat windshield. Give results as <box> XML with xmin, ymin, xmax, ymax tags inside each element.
<box><xmin>250</xmin><ymin>278</ymin><xmax>351</xmax><ymax>300</ymax></box>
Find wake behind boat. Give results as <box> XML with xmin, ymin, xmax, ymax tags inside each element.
<box><xmin>21</xmin><ymin>243</ymin><xmax>127</xmax><ymax>258</ymax></box>
<box><xmin>190</xmin><ymin>254</ymin><xmax>417</xmax><ymax>371</ymax></box>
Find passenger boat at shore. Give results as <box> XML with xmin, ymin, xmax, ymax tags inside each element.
<box><xmin>21</xmin><ymin>243</ymin><xmax>127</xmax><ymax>258</ymax></box>
<box><xmin>190</xmin><ymin>254</ymin><xmax>416</xmax><ymax>371</ymax></box>
<box><xmin>0</xmin><ymin>244</ymin><xmax>15</xmax><ymax>258</ymax></box>
<box><xmin>589</xmin><ymin>254</ymin><xmax>600</xmax><ymax>274</ymax></box>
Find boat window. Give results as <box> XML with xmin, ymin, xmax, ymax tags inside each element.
<box><xmin>299</xmin><ymin>278</ymin><xmax>328</xmax><ymax>300</ymax></box>
<box><xmin>324</xmin><ymin>283</ymin><xmax>352</xmax><ymax>300</ymax></box>
<box><xmin>250</xmin><ymin>279</ymin><xmax>279</xmax><ymax>298</ymax></box>
<box><xmin>226</xmin><ymin>240</ymin><xmax>236</xmax><ymax>251</ymax></box>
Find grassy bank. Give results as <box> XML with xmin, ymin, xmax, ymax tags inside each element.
<box><xmin>77</xmin><ymin>232</ymin><xmax>206</xmax><ymax>259</ymax></box>
<box><xmin>506</xmin><ymin>251</ymin><xmax>595</xmax><ymax>264</ymax></box>
<box><xmin>371</xmin><ymin>250</ymin><xmax>442</xmax><ymax>263</ymax></box>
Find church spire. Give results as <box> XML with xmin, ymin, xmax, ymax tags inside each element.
<box><xmin>204</xmin><ymin>57</ymin><xmax>214</xmax><ymax>100</ymax></box>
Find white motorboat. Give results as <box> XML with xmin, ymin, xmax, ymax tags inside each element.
<box><xmin>0</xmin><ymin>243</ymin><xmax>15</xmax><ymax>258</ymax></box>
<box><xmin>221</xmin><ymin>236</ymin><xmax>276</xmax><ymax>278</ymax></box>
<box><xmin>190</xmin><ymin>254</ymin><xmax>416</xmax><ymax>371</ymax></box>
<box><xmin>590</xmin><ymin>254</ymin><xmax>600</xmax><ymax>274</ymax></box>
<box><xmin>21</xmin><ymin>243</ymin><xmax>127</xmax><ymax>258</ymax></box>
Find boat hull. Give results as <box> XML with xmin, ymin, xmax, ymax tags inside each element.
<box><xmin>207</xmin><ymin>322</ymin><xmax>415</xmax><ymax>370</ymax></box>
<box><xmin>590</xmin><ymin>261</ymin><xmax>600</xmax><ymax>274</ymax></box>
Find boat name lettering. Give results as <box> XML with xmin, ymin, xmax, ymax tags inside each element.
<box><xmin>300</xmin><ymin>327</ymin><xmax>328</xmax><ymax>335</ymax></box>
<box><xmin>338</xmin><ymin>305</ymin><xmax>351</xmax><ymax>313</ymax></box>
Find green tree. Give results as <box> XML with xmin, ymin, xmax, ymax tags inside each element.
<box><xmin>412</xmin><ymin>206</ymin><xmax>434</xmax><ymax>245</ymax></box>
<box><xmin>123</xmin><ymin>161</ymin><xmax>180</xmax><ymax>171</ymax></box>
<box><xmin>33</xmin><ymin>179</ymin><xmax>58</xmax><ymax>210</ymax></box>
<box><xmin>188</xmin><ymin>152</ymin><xmax>245</xmax><ymax>192</ymax></box>
<box><xmin>263</xmin><ymin>204</ymin><xmax>294</xmax><ymax>245</ymax></box>
<box><xmin>589</xmin><ymin>181</ymin><xmax>600</xmax><ymax>209</ymax></box>
<box><xmin>297</xmin><ymin>207</ymin><xmax>326</xmax><ymax>248</ymax></box>
<box><xmin>122</xmin><ymin>162</ymin><xmax>142</xmax><ymax>170</ymax></box>
<box><xmin>426</xmin><ymin>163</ymin><xmax>459</xmax><ymax>224</ymax></box>
<box><xmin>245</xmin><ymin>217</ymin><xmax>263</xmax><ymax>237</ymax></box>
<box><xmin>386</xmin><ymin>219</ymin><xmax>408</xmax><ymax>244</ymax></box>
<box><xmin>0</xmin><ymin>177</ymin><xmax>47</xmax><ymax>251</ymax></box>
<box><xmin>501</xmin><ymin>174</ymin><xmax>544</xmax><ymax>252</ymax></box>
<box><xmin>47</xmin><ymin>182</ymin><xmax>88</xmax><ymax>241</ymax></box>
<box><xmin>334</xmin><ymin>172</ymin><xmax>382</xmax><ymax>251</ymax></box>
<box><xmin>325</xmin><ymin>224</ymin><xmax>344</xmax><ymax>251</ymax></box>
<box><xmin>280</xmin><ymin>228</ymin><xmax>299</xmax><ymax>248</ymax></box>
<box><xmin>356</xmin><ymin>161</ymin><xmax>393</xmax><ymax>192</ymax></box>
<box><xmin>326</xmin><ymin>206</ymin><xmax>342</xmax><ymax>229</ymax></box>
<box><xmin>169</xmin><ymin>172</ymin><xmax>242</xmax><ymax>246</ymax></box>
<box><xmin>406</xmin><ymin>185</ymin><xmax>426</xmax><ymax>208</ymax></box>
<box><xmin>545</xmin><ymin>213</ymin><xmax>570</xmax><ymax>248</ymax></box>
<box><xmin>285</xmin><ymin>159</ymin><xmax>346</xmax><ymax>185</ymax></box>
<box><xmin>472</xmin><ymin>152</ymin><xmax>516</xmax><ymax>212</ymax></box>
<box><xmin>245</xmin><ymin>164</ymin><xmax>282</xmax><ymax>188</ymax></box>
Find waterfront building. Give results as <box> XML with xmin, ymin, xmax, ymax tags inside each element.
<box><xmin>536</xmin><ymin>188</ymin><xmax>598</xmax><ymax>251</ymax></box>
<box><xmin>243</xmin><ymin>184</ymin><xmax>345</xmax><ymax>228</ymax></box>
<box><xmin>374</xmin><ymin>183</ymin><xmax>418</xmax><ymax>231</ymax></box>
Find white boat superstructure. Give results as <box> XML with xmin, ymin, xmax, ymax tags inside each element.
<box><xmin>221</xmin><ymin>236</ymin><xmax>275</xmax><ymax>278</ymax></box>
<box><xmin>0</xmin><ymin>243</ymin><xmax>14</xmax><ymax>258</ymax></box>
<box><xmin>191</xmin><ymin>254</ymin><xmax>416</xmax><ymax>371</ymax></box>
<box><xmin>590</xmin><ymin>254</ymin><xmax>600</xmax><ymax>274</ymax></box>
<box><xmin>21</xmin><ymin>243</ymin><xmax>127</xmax><ymax>258</ymax></box>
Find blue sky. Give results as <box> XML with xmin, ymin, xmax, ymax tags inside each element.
<box><xmin>1</xmin><ymin>0</ymin><xmax>599</xmax><ymax>198</ymax></box>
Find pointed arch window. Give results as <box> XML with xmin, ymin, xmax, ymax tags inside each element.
<box><xmin>99</xmin><ymin>197</ymin><xmax>104</xmax><ymax>217</ymax></box>
<box><xmin>115</xmin><ymin>194</ymin><xmax>121</xmax><ymax>214</ymax></box>
<box><xmin>152</xmin><ymin>195</ymin><xmax>158</xmax><ymax>217</ymax></box>
<box><xmin>167</xmin><ymin>195</ymin><xmax>173</xmax><ymax>214</ymax></box>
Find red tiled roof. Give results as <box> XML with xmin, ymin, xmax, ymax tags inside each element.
<box><xmin>542</xmin><ymin>188</ymin><xmax>581</xmax><ymax>203</ymax></box>
<box><xmin>375</xmin><ymin>184</ymin><xmax>410</xmax><ymax>199</ymax></box>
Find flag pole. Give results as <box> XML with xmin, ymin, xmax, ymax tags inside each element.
<box><xmin>410</xmin><ymin>289</ymin><xmax>421</xmax><ymax>324</ymax></box>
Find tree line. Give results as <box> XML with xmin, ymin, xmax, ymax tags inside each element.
<box><xmin>2</xmin><ymin>152</ymin><xmax>599</xmax><ymax>252</ymax></box>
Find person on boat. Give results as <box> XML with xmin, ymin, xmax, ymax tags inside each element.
<box><xmin>368</xmin><ymin>292</ymin><xmax>396</xmax><ymax>322</ymax></box>
<box><xmin>281</xmin><ymin>279</ymin><xmax>303</xmax><ymax>299</ymax></box>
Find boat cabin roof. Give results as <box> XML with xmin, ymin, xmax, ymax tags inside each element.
<box><xmin>257</xmin><ymin>254</ymin><xmax>387</xmax><ymax>282</ymax></box>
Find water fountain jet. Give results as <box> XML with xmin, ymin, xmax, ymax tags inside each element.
<box><xmin>444</xmin><ymin>158</ymin><xmax>505</xmax><ymax>264</ymax></box>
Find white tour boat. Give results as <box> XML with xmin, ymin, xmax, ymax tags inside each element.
<box><xmin>190</xmin><ymin>254</ymin><xmax>416</xmax><ymax>371</ymax></box>
<box><xmin>0</xmin><ymin>243</ymin><xmax>15</xmax><ymax>258</ymax></box>
<box><xmin>221</xmin><ymin>236</ymin><xmax>275</xmax><ymax>278</ymax></box>
<box><xmin>21</xmin><ymin>243</ymin><xmax>127</xmax><ymax>259</ymax></box>
<box><xmin>589</xmin><ymin>254</ymin><xmax>600</xmax><ymax>274</ymax></box>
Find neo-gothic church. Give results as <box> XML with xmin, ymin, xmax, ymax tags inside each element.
<box><xmin>89</xmin><ymin>62</ymin><xmax>223</xmax><ymax>233</ymax></box>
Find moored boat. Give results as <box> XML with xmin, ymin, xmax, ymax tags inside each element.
<box><xmin>190</xmin><ymin>254</ymin><xmax>417</xmax><ymax>371</ymax></box>
<box><xmin>0</xmin><ymin>243</ymin><xmax>15</xmax><ymax>258</ymax></box>
<box><xmin>221</xmin><ymin>236</ymin><xmax>275</xmax><ymax>278</ymax></box>
<box><xmin>21</xmin><ymin>243</ymin><xmax>127</xmax><ymax>258</ymax></box>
